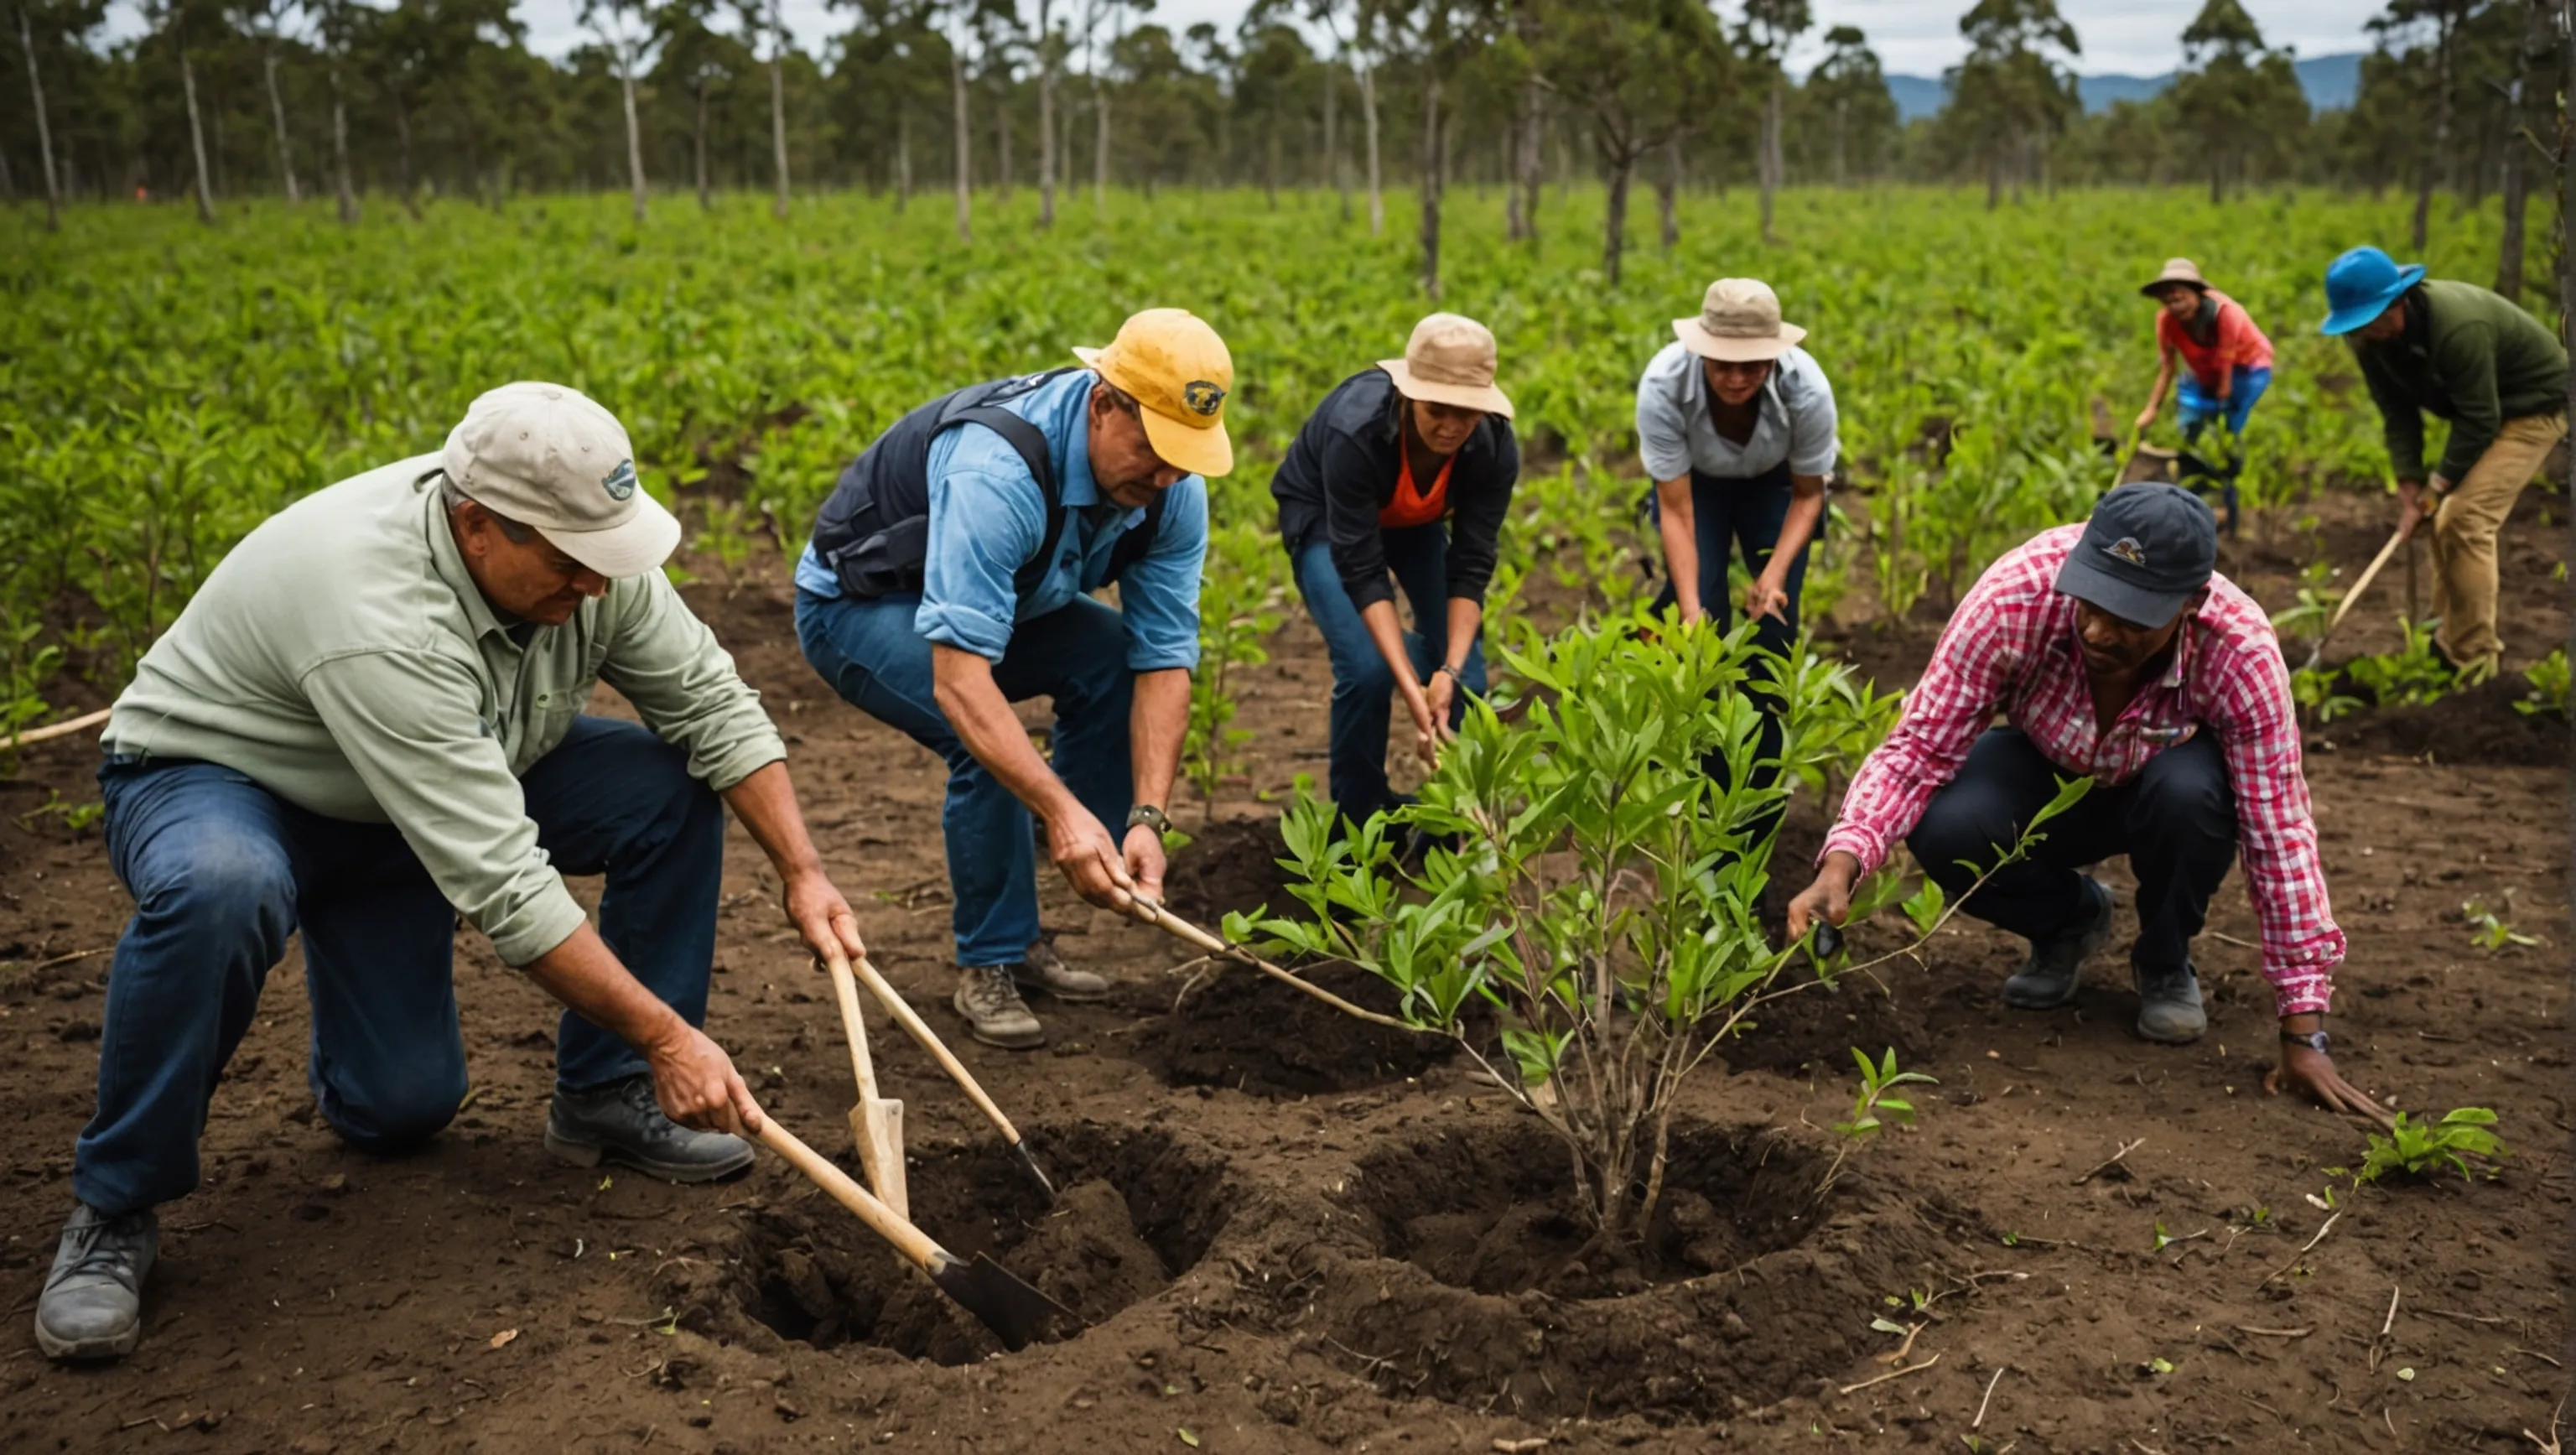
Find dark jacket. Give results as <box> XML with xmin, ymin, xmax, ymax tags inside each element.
<box><xmin>1270</xmin><ymin>367</ymin><xmax>1521</xmax><ymax>611</ymax></box>
<box><xmin>2350</xmin><ymin>279</ymin><xmax>2568</xmax><ymax>482</ymax></box>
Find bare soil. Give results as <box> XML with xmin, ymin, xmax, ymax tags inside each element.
<box><xmin>0</xmin><ymin>480</ymin><xmax>2566</xmax><ymax>1452</ymax></box>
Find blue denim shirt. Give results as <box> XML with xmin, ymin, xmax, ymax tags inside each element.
<box><xmin>795</xmin><ymin>369</ymin><xmax>1208</xmax><ymax>672</ymax></box>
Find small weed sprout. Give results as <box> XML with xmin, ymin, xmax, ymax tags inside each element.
<box><xmin>2462</xmin><ymin>899</ymin><xmax>2540</xmax><ymax>952</ymax></box>
<box><xmin>1820</xmin><ymin>1047</ymin><xmax>1937</xmax><ymax>1194</ymax></box>
<box><xmin>2516</xmin><ymin>649</ymin><xmax>2568</xmax><ymax>718</ymax></box>
<box><xmin>2343</xmin><ymin>1108</ymin><xmax>2508</xmax><ymax>1185</ymax></box>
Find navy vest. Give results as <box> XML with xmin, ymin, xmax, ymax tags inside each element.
<box><xmin>809</xmin><ymin>368</ymin><xmax>1165</xmax><ymax>600</ymax></box>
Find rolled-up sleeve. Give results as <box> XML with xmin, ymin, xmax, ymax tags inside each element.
<box><xmin>302</xmin><ymin>650</ymin><xmax>588</xmax><ymax>966</ymax></box>
<box><xmin>599</xmin><ymin>572</ymin><xmax>785</xmax><ymax>791</ymax></box>
<box><xmin>1635</xmin><ymin>361</ymin><xmax>1695</xmax><ymax>481</ymax></box>
<box><xmin>2208</xmin><ymin>641</ymin><xmax>2344</xmax><ymax>1016</ymax></box>
<box><xmin>1788</xmin><ymin>362</ymin><xmax>1841</xmax><ymax>477</ymax></box>
<box><xmin>1116</xmin><ymin>479</ymin><xmax>1208</xmax><ymax>673</ymax></box>
<box><xmin>917</xmin><ymin>465</ymin><xmax>1046</xmax><ymax>663</ymax></box>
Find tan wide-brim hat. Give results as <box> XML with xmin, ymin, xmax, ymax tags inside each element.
<box><xmin>1378</xmin><ymin>312</ymin><xmax>1514</xmax><ymax>418</ymax></box>
<box><xmin>1673</xmin><ymin>278</ymin><xmax>1807</xmax><ymax>362</ymax></box>
<box><xmin>2139</xmin><ymin>257</ymin><xmax>2210</xmax><ymax>298</ymax></box>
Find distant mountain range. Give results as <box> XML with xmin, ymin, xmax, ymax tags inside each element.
<box><xmin>1882</xmin><ymin>52</ymin><xmax>2363</xmax><ymax>123</ymax></box>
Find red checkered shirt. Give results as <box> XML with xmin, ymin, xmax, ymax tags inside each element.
<box><xmin>1823</xmin><ymin>524</ymin><xmax>2341</xmax><ymax>1017</ymax></box>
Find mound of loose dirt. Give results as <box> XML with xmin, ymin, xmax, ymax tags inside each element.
<box><xmin>2316</xmin><ymin>678</ymin><xmax>2567</xmax><ymax>766</ymax></box>
<box><xmin>1128</xmin><ymin>963</ymin><xmax>1455</xmax><ymax>1098</ymax></box>
<box><xmin>1161</xmin><ymin>816</ymin><xmax>1304</xmax><ymax>924</ymax></box>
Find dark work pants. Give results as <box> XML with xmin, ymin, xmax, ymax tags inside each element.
<box><xmin>1907</xmin><ymin>727</ymin><xmax>2239</xmax><ymax>975</ymax></box>
<box><xmin>1644</xmin><ymin>460</ymin><xmax>1810</xmax><ymax>824</ymax></box>
<box><xmin>1293</xmin><ymin>529</ymin><xmax>1488</xmax><ymax>826</ymax></box>
<box><xmin>77</xmin><ymin>717</ymin><xmax>726</xmax><ymax>1218</ymax></box>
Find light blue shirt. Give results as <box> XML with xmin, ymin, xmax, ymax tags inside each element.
<box><xmin>1633</xmin><ymin>340</ymin><xmax>1841</xmax><ymax>482</ymax></box>
<box><xmin>796</xmin><ymin>368</ymin><xmax>1208</xmax><ymax>672</ymax></box>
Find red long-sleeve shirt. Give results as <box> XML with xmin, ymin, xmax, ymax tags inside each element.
<box><xmin>1822</xmin><ymin>526</ymin><xmax>2341</xmax><ymax>1016</ymax></box>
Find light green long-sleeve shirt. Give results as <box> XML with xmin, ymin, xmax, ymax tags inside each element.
<box><xmin>103</xmin><ymin>454</ymin><xmax>786</xmax><ymax>965</ymax></box>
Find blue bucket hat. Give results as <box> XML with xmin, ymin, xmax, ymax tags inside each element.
<box><xmin>2319</xmin><ymin>246</ymin><xmax>2427</xmax><ymax>335</ymax></box>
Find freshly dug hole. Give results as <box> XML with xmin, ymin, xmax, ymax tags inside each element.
<box><xmin>1350</xmin><ymin>1117</ymin><xmax>1835</xmax><ymax>1297</ymax></box>
<box><xmin>719</xmin><ymin>1123</ymin><xmax>1228</xmax><ymax>1364</ymax></box>
<box><xmin>1289</xmin><ymin>1116</ymin><xmax>1950</xmax><ymax>1423</ymax></box>
<box><xmin>1127</xmin><ymin>962</ymin><xmax>1455</xmax><ymax>1098</ymax></box>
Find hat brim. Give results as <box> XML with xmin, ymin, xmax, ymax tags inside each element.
<box><xmin>1674</xmin><ymin>318</ymin><xmax>1806</xmax><ymax>361</ymax></box>
<box><xmin>538</xmin><ymin>490</ymin><xmax>682</xmax><ymax>579</ymax></box>
<box><xmin>2053</xmin><ymin>550</ymin><xmax>2193</xmax><ymax>628</ymax></box>
<box><xmin>2319</xmin><ymin>263</ymin><xmax>2426</xmax><ymax>335</ymax></box>
<box><xmin>2139</xmin><ymin>276</ymin><xmax>2209</xmax><ymax>298</ymax></box>
<box><xmin>1378</xmin><ymin>359</ymin><xmax>1515</xmax><ymax>418</ymax></box>
<box><xmin>1137</xmin><ymin>405</ymin><xmax>1233</xmax><ymax>478</ymax></box>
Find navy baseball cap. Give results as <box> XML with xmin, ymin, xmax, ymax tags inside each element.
<box><xmin>2054</xmin><ymin>484</ymin><xmax>2218</xmax><ymax>626</ymax></box>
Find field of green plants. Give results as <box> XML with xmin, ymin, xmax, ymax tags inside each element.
<box><xmin>1</xmin><ymin>185</ymin><xmax>2511</xmax><ymax>744</ymax></box>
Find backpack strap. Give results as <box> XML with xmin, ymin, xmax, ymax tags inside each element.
<box><xmin>942</xmin><ymin>398</ymin><xmax>1067</xmax><ymax>600</ymax></box>
<box><xmin>1105</xmin><ymin>491</ymin><xmax>1169</xmax><ymax>583</ymax></box>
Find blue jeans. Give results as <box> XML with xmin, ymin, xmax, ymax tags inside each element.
<box><xmin>76</xmin><ymin>717</ymin><xmax>725</xmax><ymax>1218</ymax></box>
<box><xmin>1910</xmin><ymin>728</ymin><xmax>2236</xmax><ymax>976</ymax></box>
<box><xmin>1293</xmin><ymin>531</ymin><xmax>1488</xmax><ymax>826</ymax></box>
<box><xmin>1644</xmin><ymin>463</ymin><xmax>1810</xmax><ymax>808</ymax></box>
<box><xmin>796</xmin><ymin>590</ymin><xmax>1133</xmax><ymax>966</ymax></box>
<box><xmin>2177</xmin><ymin>365</ymin><xmax>2269</xmax><ymax>442</ymax></box>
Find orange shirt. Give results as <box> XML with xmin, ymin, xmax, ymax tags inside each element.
<box><xmin>1379</xmin><ymin>448</ymin><xmax>1456</xmax><ymax>530</ymax></box>
<box><xmin>2154</xmin><ymin>289</ymin><xmax>2275</xmax><ymax>390</ymax></box>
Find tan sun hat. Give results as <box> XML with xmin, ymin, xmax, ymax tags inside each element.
<box><xmin>441</xmin><ymin>382</ymin><xmax>678</xmax><ymax>578</ymax></box>
<box><xmin>2139</xmin><ymin>257</ymin><xmax>2210</xmax><ymax>298</ymax></box>
<box><xmin>1377</xmin><ymin>312</ymin><xmax>1514</xmax><ymax>418</ymax></box>
<box><xmin>1674</xmin><ymin>278</ymin><xmax>1807</xmax><ymax>362</ymax></box>
<box><xmin>1072</xmin><ymin>307</ymin><xmax>1235</xmax><ymax>478</ymax></box>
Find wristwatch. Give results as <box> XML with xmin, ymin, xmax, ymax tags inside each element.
<box><xmin>2279</xmin><ymin>1027</ymin><xmax>2330</xmax><ymax>1054</ymax></box>
<box><xmin>1126</xmin><ymin>803</ymin><xmax>1172</xmax><ymax>836</ymax></box>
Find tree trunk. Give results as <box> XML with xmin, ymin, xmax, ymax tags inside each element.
<box><xmin>1092</xmin><ymin>73</ymin><xmax>1108</xmax><ymax>210</ymax></box>
<box><xmin>1504</xmin><ymin>79</ymin><xmax>1527</xmax><ymax>241</ymax></box>
<box><xmin>1417</xmin><ymin>65</ymin><xmax>1442</xmax><ymax>298</ymax></box>
<box><xmin>996</xmin><ymin>75</ymin><xmax>1012</xmax><ymax>201</ymax></box>
<box><xmin>1518</xmin><ymin>77</ymin><xmax>1542</xmax><ymax>247</ymax></box>
<box><xmin>1265</xmin><ymin>125</ymin><xmax>1279</xmax><ymax>209</ymax></box>
<box><xmin>2412</xmin><ymin>20</ymin><xmax>2457</xmax><ymax>252</ymax></box>
<box><xmin>1359</xmin><ymin>56</ymin><xmax>1383</xmax><ymax>236</ymax></box>
<box><xmin>1986</xmin><ymin>150</ymin><xmax>2001</xmax><ymax>210</ymax></box>
<box><xmin>1656</xmin><ymin>138</ymin><xmax>1679</xmax><ymax>252</ymax></box>
<box><xmin>2496</xmin><ymin>0</ymin><xmax>2551</xmax><ymax>299</ymax></box>
<box><xmin>328</xmin><ymin>60</ymin><xmax>358</xmax><ymax>224</ymax></box>
<box><xmin>392</xmin><ymin>89</ymin><xmax>423</xmax><ymax>218</ymax></box>
<box><xmin>695</xmin><ymin>79</ymin><xmax>712</xmax><ymax>211</ymax></box>
<box><xmin>1602</xmin><ymin>148</ymin><xmax>1631</xmax><ymax>286</ymax></box>
<box><xmin>178</xmin><ymin>23</ymin><xmax>217</xmax><ymax>223</ymax></box>
<box><xmin>769</xmin><ymin>0</ymin><xmax>789</xmax><ymax>220</ymax></box>
<box><xmin>952</xmin><ymin>41</ymin><xmax>971</xmax><ymax>242</ymax></box>
<box><xmin>18</xmin><ymin>4</ymin><xmax>61</xmax><ymax>232</ymax></box>
<box><xmin>620</xmin><ymin>54</ymin><xmax>647</xmax><ymax>223</ymax></box>
<box><xmin>1758</xmin><ymin>75</ymin><xmax>1780</xmax><ymax>242</ymax></box>
<box><xmin>896</xmin><ymin>105</ymin><xmax>911</xmax><ymax>211</ymax></box>
<box><xmin>1833</xmin><ymin>96</ymin><xmax>1846</xmax><ymax>187</ymax></box>
<box><xmin>262</xmin><ymin>48</ymin><xmax>299</xmax><ymax>204</ymax></box>
<box><xmin>1326</xmin><ymin>56</ymin><xmax>1346</xmax><ymax>221</ymax></box>
<box><xmin>1038</xmin><ymin>14</ymin><xmax>1057</xmax><ymax>227</ymax></box>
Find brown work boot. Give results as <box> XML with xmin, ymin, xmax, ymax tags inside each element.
<box><xmin>953</xmin><ymin>964</ymin><xmax>1046</xmax><ymax>1049</ymax></box>
<box><xmin>1016</xmin><ymin>937</ymin><xmax>1110</xmax><ymax>1002</ymax></box>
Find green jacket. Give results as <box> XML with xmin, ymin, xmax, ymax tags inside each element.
<box><xmin>2350</xmin><ymin>278</ymin><xmax>2568</xmax><ymax>483</ymax></box>
<box><xmin>104</xmin><ymin>456</ymin><xmax>785</xmax><ymax>965</ymax></box>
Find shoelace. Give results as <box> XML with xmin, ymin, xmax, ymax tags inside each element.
<box><xmin>59</xmin><ymin>1215</ymin><xmax>144</xmax><ymax>1283</ymax></box>
<box><xmin>970</xmin><ymin>964</ymin><xmax>1025</xmax><ymax>1006</ymax></box>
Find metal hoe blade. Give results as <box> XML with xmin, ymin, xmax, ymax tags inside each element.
<box><xmin>1011</xmin><ymin>1140</ymin><xmax>1059</xmax><ymax>1204</ymax></box>
<box><xmin>927</xmin><ymin>1251</ymin><xmax>1080</xmax><ymax>1352</ymax></box>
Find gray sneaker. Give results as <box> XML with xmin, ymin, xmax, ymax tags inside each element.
<box><xmin>954</xmin><ymin>964</ymin><xmax>1046</xmax><ymax>1049</ymax></box>
<box><xmin>36</xmin><ymin>1202</ymin><xmax>158</xmax><ymax>1361</ymax></box>
<box><xmin>2133</xmin><ymin>959</ymin><xmax>2207</xmax><ymax>1044</ymax></box>
<box><xmin>1017</xmin><ymin>938</ymin><xmax>1109</xmax><ymax>1002</ymax></box>
<box><xmin>2000</xmin><ymin>877</ymin><xmax>2116</xmax><ymax>1010</ymax></box>
<box><xmin>544</xmin><ymin>1074</ymin><xmax>753</xmax><ymax>1183</ymax></box>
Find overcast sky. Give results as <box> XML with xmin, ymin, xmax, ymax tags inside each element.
<box><xmin>104</xmin><ymin>0</ymin><xmax>2392</xmax><ymax>77</ymax></box>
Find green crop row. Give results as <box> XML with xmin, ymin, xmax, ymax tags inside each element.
<box><xmin>4</xmin><ymin>185</ymin><xmax>2494</xmax><ymax>738</ymax></box>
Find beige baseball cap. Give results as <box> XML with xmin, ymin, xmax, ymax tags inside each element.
<box><xmin>440</xmin><ymin>382</ymin><xmax>679</xmax><ymax>579</ymax></box>
<box><xmin>1072</xmin><ymin>308</ymin><xmax>1235</xmax><ymax>478</ymax></box>
<box><xmin>1379</xmin><ymin>313</ymin><xmax>1514</xmax><ymax>418</ymax></box>
<box><xmin>1673</xmin><ymin>278</ymin><xmax>1808</xmax><ymax>362</ymax></box>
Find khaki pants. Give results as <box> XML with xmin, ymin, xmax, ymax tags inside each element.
<box><xmin>2431</xmin><ymin>412</ymin><xmax>2568</xmax><ymax>665</ymax></box>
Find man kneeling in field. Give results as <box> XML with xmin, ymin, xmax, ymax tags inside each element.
<box><xmin>39</xmin><ymin>383</ymin><xmax>867</xmax><ymax>1362</ymax></box>
<box><xmin>1788</xmin><ymin>485</ymin><xmax>2384</xmax><ymax>1120</ymax></box>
